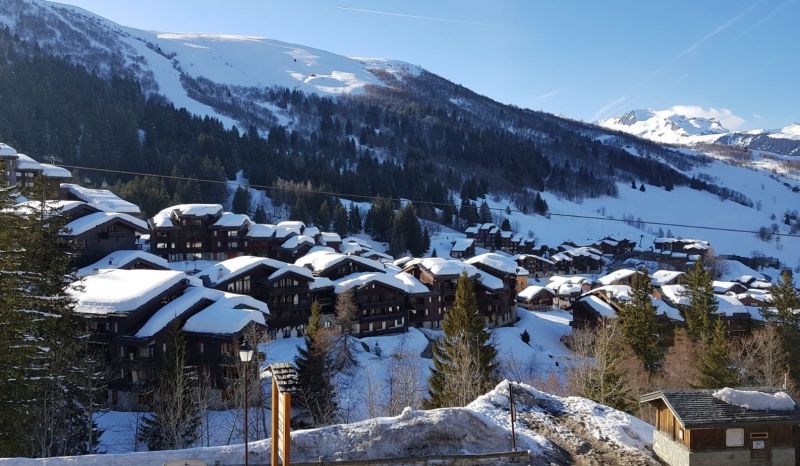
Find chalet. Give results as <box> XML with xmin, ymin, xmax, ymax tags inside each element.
<box><xmin>319</xmin><ymin>232</ymin><xmax>342</xmax><ymax>250</ymax></box>
<box><xmin>361</xmin><ymin>249</ymin><xmax>394</xmax><ymax>263</ymax></box>
<box><xmin>332</xmin><ymin>272</ymin><xmax>428</xmax><ymax>337</ymax></box>
<box><xmin>450</xmin><ymin>238</ymin><xmax>476</xmax><ymax>259</ymax></box>
<box><xmin>1</xmin><ymin>142</ymin><xmax>18</xmax><ymax>186</ymax></box>
<box><xmin>598</xmin><ymin>268</ymin><xmax>643</xmax><ymax>287</ymax></box>
<box><xmin>196</xmin><ymin>256</ymin><xmax>318</xmax><ymax>339</ymax></box>
<box><xmin>13</xmin><ymin>199</ymin><xmax>101</xmax><ymax>221</ymax></box>
<box><xmin>546</xmin><ymin>276</ymin><xmax>593</xmax><ymax>309</ymax></box>
<box><xmin>295</xmin><ymin>250</ymin><xmax>385</xmax><ymax>280</ymax></box>
<box><xmin>243</xmin><ymin>223</ymin><xmax>278</xmax><ymax>257</ymax></box>
<box><xmin>150</xmin><ymin>204</ymin><xmax>249</xmax><ymax>262</ymax></box>
<box><xmin>653</xmin><ymin>238</ymin><xmax>712</xmax><ymax>269</ymax></box>
<box><xmin>517</xmin><ymin>286</ymin><xmax>555</xmax><ymax>311</ymax></box>
<box><xmin>641</xmin><ymin>388</ymin><xmax>800</xmax><ymax>466</ymax></box>
<box><xmin>68</xmin><ymin>269</ymin><xmax>268</xmax><ymax>410</ymax></box>
<box><xmin>276</xmin><ymin>234</ymin><xmax>316</xmax><ymax>261</ymax></box>
<box><xmin>736</xmin><ymin>275</ymin><xmax>773</xmax><ymax>291</ymax></box>
<box><xmin>591</xmin><ymin>236</ymin><xmax>636</xmax><ymax>257</ymax></box>
<box><xmin>660</xmin><ymin>284</ymin><xmax>761</xmax><ymax>337</ymax></box>
<box><xmin>60</xmin><ymin>183</ymin><xmax>142</xmax><ymax>216</ymax></box>
<box><xmin>714</xmin><ymin>281</ymin><xmax>749</xmax><ymax>295</ymax></box>
<box><xmin>61</xmin><ymin>211</ymin><xmax>150</xmax><ymax>266</ymax></box>
<box><xmin>76</xmin><ymin>250</ymin><xmax>170</xmax><ymax>277</ymax></box>
<box><xmin>652</xmin><ymin>270</ymin><xmax>685</xmax><ymax>287</ymax></box>
<box><xmin>401</xmin><ymin>258</ymin><xmax>501</xmax><ymax>328</ymax></box>
<box><xmin>571</xmin><ymin>285</ymin><xmax>684</xmax><ymax>328</ymax></box>
<box><xmin>466</xmin><ymin>253</ymin><xmax>527</xmax><ymax>319</ymax></box>
<box><xmin>550</xmin><ymin>247</ymin><xmax>604</xmax><ymax>274</ymax></box>
<box><xmin>515</xmin><ymin>253</ymin><xmax>556</xmax><ymax>279</ymax></box>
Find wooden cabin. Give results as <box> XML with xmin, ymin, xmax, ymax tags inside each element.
<box><xmin>516</xmin><ymin>286</ymin><xmax>555</xmax><ymax>311</ymax></box>
<box><xmin>640</xmin><ymin>389</ymin><xmax>800</xmax><ymax>466</ymax></box>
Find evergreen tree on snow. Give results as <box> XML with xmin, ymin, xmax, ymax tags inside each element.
<box><xmin>294</xmin><ymin>301</ymin><xmax>337</xmax><ymax>425</ymax></box>
<box><xmin>764</xmin><ymin>270</ymin><xmax>800</xmax><ymax>382</ymax></box>
<box><xmin>618</xmin><ymin>271</ymin><xmax>662</xmax><ymax>372</ymax></box>
<box><xmin>231</xmin><ymin>187</ymin><xmax>251</xmax><ymax>215</ymax></box>
<box><xmin>696</xmin><ymin>319</ymin><xmax>737</xmax><ymax>389</ymax></box>
<box><xmin>683</xmin><ymin>260</ymin><xmax>717</xmax><ymax>341</ymax></box>
<box><xmin>426</xmin><ymin>272</ymin><xmax>496</xmax><ymax>408</ymax></box>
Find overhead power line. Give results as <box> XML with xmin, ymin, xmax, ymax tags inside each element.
<box><xmin>56</xmin><ymin>163</ymin><xmax>800</xmax><ymax>239</ymax></box>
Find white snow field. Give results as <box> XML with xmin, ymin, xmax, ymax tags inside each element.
<box><xmin>0</xmin><ymin>381</ymin><xmax>654</xmax><ymax>466</ymax></box>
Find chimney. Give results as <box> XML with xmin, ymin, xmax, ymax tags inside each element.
<box><xmin>217</xmin><ymin>267</ymin><xmax>224</xmax><ymax>280</ymax></box>
<box><xmin>92</xmin><ymin>268</ymin><xmax>100</xmax><ymax>275</ymax></box>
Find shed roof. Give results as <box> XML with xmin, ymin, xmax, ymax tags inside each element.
<box><xmin>640</xmin><ymin>388</ymin><xmax>800</xmax><ymax>428</ymax></box>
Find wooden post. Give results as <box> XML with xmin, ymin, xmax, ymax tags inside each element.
<box><xmin>244</xmin><ymin>367</ymin><xmax>249</xmax><ymax>466</ymax></box>
<box><xmin>509</xmin><ymin>382</ymin><xmax>517</xmax><ymax>452</ymax></box>
<box><xmin>271</xmin><ymin>377</ymin><xmax>279</xmax><ymax>466</ymax></box>
<box><xmin>282</xmin><ymin>392</ymin><xmax>292</xmax><ymax>465</ymax></box>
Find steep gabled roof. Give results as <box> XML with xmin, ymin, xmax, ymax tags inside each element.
<box><xmin>640</xmin><ymin>389</ymin><xmax>800</xmax><ymax>428</ymax></box>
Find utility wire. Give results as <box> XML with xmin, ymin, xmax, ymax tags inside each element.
<box><xmin>56</xmin><ymin>163</ymin><xmax>800</xmax><ymax>239</ymax></box>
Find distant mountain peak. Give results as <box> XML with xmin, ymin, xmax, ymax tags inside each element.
<box><xmin>599</xmin><ymin>107</ymin><xmax>729</xmax><ymax>144</ymax></box>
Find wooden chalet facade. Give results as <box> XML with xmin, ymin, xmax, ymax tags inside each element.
<box><xmin>515</xmin><ymin>254</ymin><xmax>556</xmax><ymax>279</ymax></box>
<box><xmin>641</xmin><ymin>389</ymin><xmax>800</xmax><ymax>466</ymax></box>
<box><xmin>150</xmin><ymin>204</ymin><xmax>248</xmax><ymax>262</ymax></box>
<box><xmin>516</xmin><ymin>286</ymin><xmax>555</xmax><ymax>311</ymax></box>
<box><xmin>61</xmin><ymin>212</ymin><xmax>150</xmax><ymax>267</ymax></box>
<box><xmin>72</xmin><ymin>269</ymin><xmax>268</xmax><ymax>410</ymax></box>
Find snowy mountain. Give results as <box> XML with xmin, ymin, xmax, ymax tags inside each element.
<box><xmin>0</xmin><ymin>0</ymin><xmax>418</xmax><ymax>127</ymax></box>
<box><xmin>599</xmin><ymin>107</ymin><xmax>800</xmax><ymax>156</ymax></box>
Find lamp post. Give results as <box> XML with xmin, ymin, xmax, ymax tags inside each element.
<box><xmin>239</xmin><ymin>341</ymin><xmax>254</xmax><ymax>466</ymax></box>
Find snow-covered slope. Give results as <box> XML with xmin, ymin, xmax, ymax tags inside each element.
<box><xmin>0</xmin><ymin>0</ymin><xmax>418</xmax><ymax>127</ymax></box>
<box><xmin>600</xmin><ymin>107</ymin><xmax>800</xmax><ymax>156</ymax></box>
<box><xmin>0</xmin><ymin>382</ymin><xmax>656</xmax><ymax>466</ymax></box>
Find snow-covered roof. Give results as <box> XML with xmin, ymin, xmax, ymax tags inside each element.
<box><xmin>40</xmin><ymin>163</ymin><xmax>72</xmax><ymax>179</ymax></box>
<box><xmin>274</xmin><ymin>225</ymin><xmax>301</xmax><ymax>239</ymax></box>
<box><xmin>61</xmin><ymin>183</ymin><xmax>141</xmax><ymax>215</ymax></box>
<box><xmin>295</xmin><ymin>250</ymin><xmax>385</xmax><ymax>274</ymax></box>
<box><xmin>339</xmin><ymin>241</ymin><xmax>364</xmax><ymax>255</ymax></box>
<box><xmin>276</xmin><ymin>220</ymin><xmax>306</xmax><ymax>230</ymax></box>
<box><xmin>246</xmin><ymin>223</ymin><xmax>275</xmax><ymax>238</ymax></box>
<box><xmin>475</xmin><ymin>270</ymin><xmax>504</xmax><ymax>291</ymax></box>
<box><xmin>198</xmin><ymin>255</ymin><xmax>287</xmax><ymax>286</ymax></box>
<box><xmin>515</xmin><ymin>254</ymin><xmax>555</xmax><ymax>265</ymax></box>
<box><xmin>69</xmin><ymin>269</ymin><xmax>187</xmax><ymax>315</ymax></box>
<box><xmin>151</xmin><ymin>203</ymin><xmax>223</xmax><ymax>227</ymax></box>
<box><xmin>281</xmin><ymin>234</ymin><xmax>315</xmax><ymax>250</ymax></box>
<box><xmin>183</xmin><ymin>300</ymin><xmax>266</xmax><ymax>335</ymax></box>
<box><xmin>0</xmin><ymin>142</ymin><xmax>17</xmax><ymax>159</ymax></box>
<box><xmin>715</xmin><ymin>294</ymin><xmax>748</xmax><ymax>316</ymax></box>
<box><xmin>654</xmin><ymin>298</ymin><xmax>684</xmax><ymax>321</ymax></box>
<box><xmin>517</xmin><ymin>285</ymin><xmax>553</xmax><ymax>301</ymax></box>
<box><xmin>581</xmin><ymin>295</ymin><xmax>617</xmax><ymax>318</ymax></box>
<box><xmin>660</xmin><ymin>284</ymin><xmax>689</xmax><ymax>306</ymax></box>
<box><xmin>268</xmin><ymin>264</ymin><xmax>315</xmax><ymax>281</ymax></box>
<box><xmin>713</xmin><ymin>388</ymin><xmax>795</xmax><ymax>411</ymax></box>
<box><xmin>333</xmin><ymin>272</ymin><xmax>413</xmax><ymax>294</ymax></box>
<box><xmin>651</xmin><ymin>270</ymin><xmax>684</xmax><ymax>286</ymax></box>
<box><xmin>61</xmin><ymin>211</ymin><xmax>149</xmax><ymax>236</ymax></box>
<box><xmin>361</xmin><ymin>249</ymin><xmax>394</xmax><ymax>262</ymax></box>
<box><xmin>451</xmin><ymin>238</ymin><xmax>474</xmax><ymax>252</ymax></box>
<box><xmin>76</xmin><ymin>250</ymin><xmax>169</xmax><ymax>277</ymax></box>
<box><xmin>135</xmin><ymin>286</ymin><xmax>219</xmax><ymax>337</ymax></box>
<box><xmin>12</xmin><ymin>199</ymin><xmax>89</xmax><ymax>217</ymax></box>
<box><xmin>598</xmin><ymin>268</ymin><xmax>639</xmax><ymax>286</ymax></box>
<box><xmin>15</xmin><ymin>153</ymin><xmax>42</xmax><ymax>171</ymax></box>
<box><xmin>393</xmin><ymin>256</ymin><xmax>414</xmax><ymax>268</ymax></box>
<box><xmin>546</xmin><ymin>275</ymin><xmax>589</xmax><ymax>291</ymax></box>
<box><xmin>404</xmin><ymin>257</ymin><xmax>478</xmax><ymax>278</ymax></box>
<box><xmin>395</xmin><ymin>272</ymin><xmax>430</xmax><ymax>294</ymax></box>
<box><xmin>464</xmin><ymin>226</ymin><xmax>479</xmax><ymax>234</ymax></box>
<box><xmin>466</xmin><ymin>252</ymin><xmax>518</xmax><ymax>275</ymax></box>
<box><xmin>320</xmin><ymin>232</ymin><xmax>342</xmax><ymax>244</ymax></box>
<box><xmin>212</xmin><ymin>212</ymin><xmax>250</xmax><ymax>228</ymax></box>
<box><xmin>591</xmin><ymin>285</ymin><xmax>633</xmax><ymax>301</ymax></box>
<box><xmin>303</xmin><ymin>226</ymin><xmax>320</xmax><ymax>237</ymax></box>
<box><xmin>713</xmin><ymin>281</ymin><xmax>741</xmax><ymax>293</ymax></box>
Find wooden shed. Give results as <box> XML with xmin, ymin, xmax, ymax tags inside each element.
<box><xmin>640</xmin><ymin>388</ymin><xmax>800</xmax><ymax>466</ymax></box>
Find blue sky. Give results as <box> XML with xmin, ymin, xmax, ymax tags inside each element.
<box><xmin>58</xmin><ymin>0</ymin><xmax>798</xmax><ymax>129</ymax></box>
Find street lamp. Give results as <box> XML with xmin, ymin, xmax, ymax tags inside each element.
<box><xmin>239</xmin><ymin>341</ymin><xmax>254</xmax><ymax>466</ymax></box>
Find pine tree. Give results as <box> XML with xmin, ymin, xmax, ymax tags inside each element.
<box><xmin>426</xmin><ymin>272</ymin><xmax>496</xmax><ymax>408</ymax></box>
<box><xmin>294</xmin><ymin>301</ymin><xmax>337</xmax><ymax>425</ymax></box>
<box><xmin>764</xmin><ymin>270</ymin><xmax>800</xmax><ymax>381</ymax></box>
<box><xmin>696</xmin><ymin>319</ymin><xmax>738</xmax><ymax>388</ymax></box>
<box><xmin>231</xmin><ymin>187</ymin><xmax>251</xmax><ymax>215</ymax></box>
<box><xmin>332</xmin><ymin>289</ymin><xmax>358</xmax><ymax>371</ymax></box>
<box><xmin>333</xmin><ymin>203</ymin><xmax>349</xmax><ymax>236</ymax></box>
<box><xmin>253</xmin><ymin>205</ymin><xmax>268</xmax><ymax>224</ymax></box>
<box><xmin>347</xmin><ymin>204</ymin><xmax>362</xmax><ymax>233</ymax></box>
<box><xmin>683</xmin><ymin>260</ymin><xmax>717</xmax><ymax>341</ymax></box>
<box><xmin>618</xmin><ymin>271</ymin><xmax>662</xmax><ymax>372</ymax></box>
<box><xmin>421</xmin><ymin>227</ymin><xmax>431</xmax><ymax>255</ymax></box>
<box><xmin>500</xmin><ymin>218</ymin><xmax>512</xmax><ymax>231</ymax></box>
<box><xmin>138</xmin><ymin>323</ymin><xmax>200</xmax><ymax>450</ymax></box>
<box><xmin>0</xmin><ymin>178</ymin><xmax>100</xmax><ymax>457</ymax></box>
<box><xmin>478</xmin><ymin>201</ymin><xmax>492</xmax><ymax>223</ymax></box>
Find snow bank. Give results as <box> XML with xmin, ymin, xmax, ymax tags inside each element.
<box><xmin>713</xmin><ymin>388</ymin><xmax>796</xmax><ymax>411</ymax></box>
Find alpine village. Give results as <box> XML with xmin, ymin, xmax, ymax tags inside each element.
<box><xmin>1</xmin><ymin>1</ymin><xmax>800</xmax><ymax>466</ymax></box>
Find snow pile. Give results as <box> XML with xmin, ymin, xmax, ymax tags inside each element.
<box><xmin>4</xmin><ymin>381</ymin><xmax>654</xmax><ymax>465</ymax></box>
<box><xmin>713</xmin><ymin>388</ymin><xmax>796</xmax><ymax>411</ymax></box>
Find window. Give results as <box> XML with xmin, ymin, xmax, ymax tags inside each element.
<box><xmin>726</xmin><ymin>428</ymin><xmax>744</xmax><ymax>447</ymax></box>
